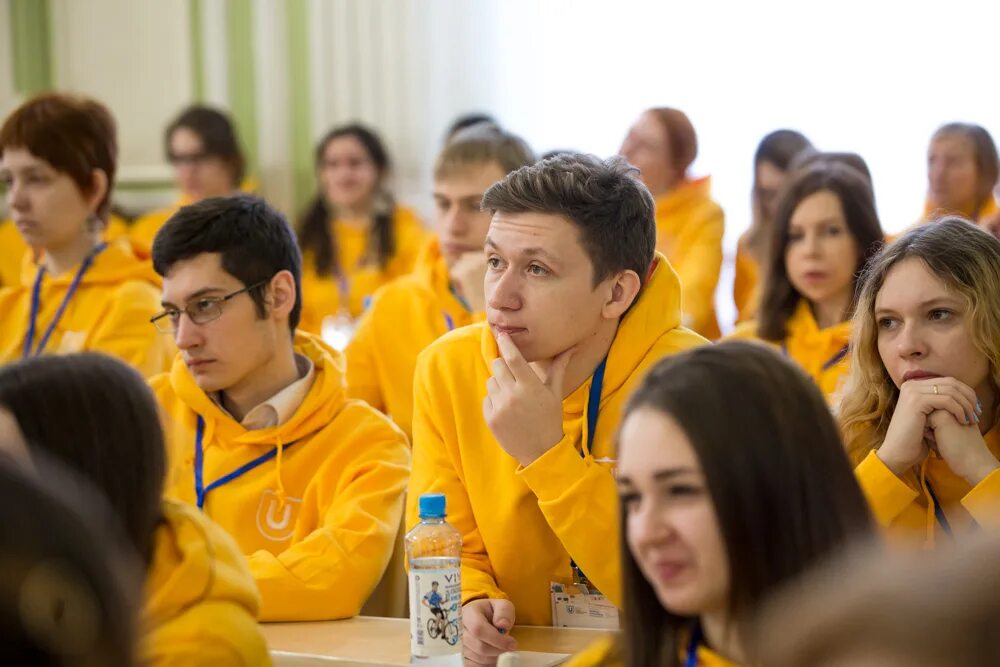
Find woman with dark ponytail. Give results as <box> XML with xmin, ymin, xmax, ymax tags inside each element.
<box><xmin>297</xmin><ymin>124</ymin><xmax>427</xmax><ymax>342</ymax></box>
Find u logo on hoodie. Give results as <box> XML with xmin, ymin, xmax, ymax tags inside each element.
<box><xmin>255</xmin><ymin>490</ymin><xmax>301</xmax><ymax>542</ymax></box>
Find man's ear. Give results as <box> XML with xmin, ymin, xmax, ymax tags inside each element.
<box><xmin>267</xmin><ymin>270</ymin><xmax>297</xmax><ymax>321</ymax></box>
<box><xmin>86</xmin><ymin>168</ymin><xmax>109</xmax><ymax>216</ymax></box>
<box><xmin>602</xmin><ymin>270</ymin><xmax>642</xmax><ymax>320</ymax></box>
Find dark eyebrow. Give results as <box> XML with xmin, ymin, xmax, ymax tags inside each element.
<box><xmin>161</xmin><ymin>286</ymin><xmax>226</xmax><ymax>308</ymax></box>
<box><xmin>617</xmin><ymin>467</ymin><xmax>698</xmax><ymax>486</ymax></box>
<box><xmin>484</xmin><ymin>238</ymin><xmax>557</xmax><ymax>262</ymax></box>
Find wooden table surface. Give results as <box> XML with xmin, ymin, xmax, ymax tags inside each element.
<box><xmin>263</xmin><ymin>616</ymin><xmax>611</xmax><ymax>666</ymax></box>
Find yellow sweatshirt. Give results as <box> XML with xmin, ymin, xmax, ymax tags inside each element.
<box><xmin>151</xmin><ymin>331</ymin><xmax>411</xmax><ymax>621</ymax></box>
<box><xmin>346</xmin><ymin>238</ymin><xmax>481</xmax><ymax>440</ymax></box>
<box><xmin>566</xmin><ymin>634</ymin><xmax>740</xmax><ymax>667</ymax></box>
<box><xmin>298</xmin><ymin>205</ymin><xmax>428</xmax><ymax>334</ymax></box>
<box><xmin>921</xmin><ymin>195</ymin><xmax>999</xmax><ymax>224</ymax></box>
<box><xmin>732</xmin><ymin>236</ymin><xmax>760</xmax><ymax>325</ymax></box>
<box><xmin>654</xmin><ymin>177</ymin><xmax>725</xmax><ymax>340</ymax></box>
<box><xmin>855</xmin><ymin>427</ymin><xmax>1000</xmax><ymax>549</ymax></box>
<box><xmin>0</xmin><ymin>238</ymin><xmax>173</xmax><ymax>377</ymax></box>
<box><xmin>727</xmin><ymin>300</ymin><xmax>851</xmax><ymax>403</ymax></box>
<box><xmin>406</xmin><ymin>254</ymin><xmax>706</xmax><ymax>625</ymax></box>
<box><xmin>130</xmin><ymin>197</ymin><xmax>191</xmax><ymax>257</ymax></box>
<box><xmin>141</xmin><ymin>499</ymin><xmax>270</xmax><ymax>666</ymax></box>
<box><xmin>0</xmin><ymin>215</ymin><xmax>130</xmax><ymax>288</ymax></box>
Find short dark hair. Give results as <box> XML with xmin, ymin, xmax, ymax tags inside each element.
<box><xmin>0</xmin><ymin>460</ymin><xmax>139</xmax><ymax>667</ymax></box>
<box><xmin>165</xmin><ymin>105</ymin><xmax>246</xmax><ymax>187</ymax></box>
<box><xmin>434</xmin><ymin>123</ymin><xmax>535</xmax><ymax>181</ymax></box>
<box><xmin>481</xmin><ymin>153</ymin><xmax>656</xmax><ymax>287</ymax></box>
<box><xmin>444</xmin><ymin>112</ymin><xmax>499</xmax><ymax>142</ymax></box>
<box><xmin>0</xmin><ymin>353</ymin><xmax>165</xmax><ymax>565</ymax></box>
<box><xmin>153</xmin><ymin>195</ymin><xmax>303</xmax><ymax>333</ymax></box>
<box><xmin>617</xmin><ymin>342</ymin><xmax>874</xmax><ymax>666</ymax></box>
<box><xmin>758</xmin><ymin>161</ymin><xmax>885</xmax><ymax>341</ymax></box>
<box><xmin>0</xmin><ymin>92</ymin><xmax>118</xmax><ymax>221</ymax></box>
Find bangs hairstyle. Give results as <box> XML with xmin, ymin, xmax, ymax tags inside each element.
<box><xmin>481</xmin><ymin>153</ymin><xmax>656</xmax><ymax>287</ymax></box>
<box><xmin>839</xmin><ymin>216</ymin><xmax>1000</xmax><ymax>463</ymax></box>
<box><xmin>434</xmin><ymin>123</ymin><xmax>535</xmax><ymax>182</ymax></box>
<box><xmin>758</xmin><ymin>161</ymin><xmax>885</xmax><ymax>341</ymax></box>
<box><xmin>152</xmin><ymin>195</ymin><xmax>303</xmax><ymax>333</ymax></box>
<box><xmin>0</xmin><ymin>92</ymin><xmax>118</xmax><ymax>221</ymax></box>
<box><xmin>616</xmin><ymin>342</ymin><xmax>873</xmax><ymax>667</ymax></box>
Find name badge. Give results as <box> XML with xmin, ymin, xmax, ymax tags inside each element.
<box><xmin>550</xmin><ymin>581</ymin><xmax>619</xmax><ymax>630</ymax></box>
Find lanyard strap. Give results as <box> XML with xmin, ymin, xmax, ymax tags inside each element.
<box><xmin>684</xmin><ymin>622</ymin><xmax>702</xmax><ymax>667</ymax></box>
<box><xmin>780</xmin><ymin>342</ymin><xmax>850</xmax><ymax>372</ymax></box>
<box><xmin>584</xmin><ymin>357</ymin><xmax>608</xmax><ymax>457</ymax></box>
<box><xmin>23</xmin><ymin>242</ymin><xmax>107</xmax><ymax>359</ymax></box>
<box><xmin>925</xmin><ymin>480</ymin><xmax>953</xmax><ymax>536</ymax></box>
<box><xmin>193</xmin><ymin>416</ymin><xmax>298</xmax><ymax>510</ymax></box>
<box><xmin>443</xmin><ymin>312</ymin><xmax>456</xmax><ymax>331</ymax></box>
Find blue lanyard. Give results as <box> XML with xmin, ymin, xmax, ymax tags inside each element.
<box><xmin>443</xmin><ymin>312</ymin><xmax>456</xmax><ymax>331</ymax></box>
<box><xmin>23</xmin><ymin>242</ymin><xmax>107</xmax><ymax>359</ymax></box>
<box><xmin>925</xmin><ymin>480</ymin><xmax>953</xmax><ymax>536</ymax></box>
<box><xmin>684</xmin><ymin>622</ymin><xmax>702</xmax><ymax>667</ymax></box>
<box><xmin>193</xmin><ymin>416</ymin><xmax>298</xmax><ymax>510</ymax></box>
<box><xmin>585</xmin><ymin>357</ymin><xmax>608</xmax><ymax>457</ymax></box>
<box><xmin>780</xmin><ymin>342</ymin><xmax>849</xmax><ymax>371</ymax></box>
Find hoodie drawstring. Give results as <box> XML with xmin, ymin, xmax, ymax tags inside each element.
<box><xmin>274</xmin><ymin>435</ymin><xmax>288</xmax><ymax>510</ymax></box>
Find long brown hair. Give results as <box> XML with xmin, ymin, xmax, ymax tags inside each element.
<box><xmin>839</xmin><ymin>216</ymin><xmax>1000</xmax><ymax>463</ymax></box>
<box><xmin>758</xmin><ymin>161</ymin><xmax>884</xmax><ymax>341</ymax></box>
<box><xmin>298</xmin><ymin>123</ymin><xmax>396</xmax><ymax>277</ymax></box>
<box><xmin>616</xmin><ymin>342</ymin><xmax>873</xmax><ymax>666</ymax></box>
<box><xmin>745</xmin><ymin>129</ymin><xmax>813</xmax><ymax>260</ymax></box>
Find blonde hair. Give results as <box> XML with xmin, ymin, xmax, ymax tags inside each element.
<box><xmin>838</xmin><ymin>216</ymin><xmax>1000</xmax><ymax>463</ymax></box>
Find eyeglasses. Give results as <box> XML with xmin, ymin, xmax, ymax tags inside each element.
<box><xmin>150</xmin><ymin>281</ymin><xmax>268</xmax><ymax>333</ymax></box>
<box><xmin>167</xmin><ymin>151</ymin><xmax>213</xmax><ymax>167</ymax></box>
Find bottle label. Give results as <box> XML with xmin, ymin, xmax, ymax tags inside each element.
<box><xmin>409</xmin><ymin>568</ymin><xmax>462</xmax><ymax>657</ymax></box>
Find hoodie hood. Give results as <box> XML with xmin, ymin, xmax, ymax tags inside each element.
<box><xmin>21</xmin><ymin>237</ymin><xmax>161</xmax><ymax>287</ymax></box>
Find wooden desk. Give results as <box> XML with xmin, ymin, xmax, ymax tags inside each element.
<box><xmin>263</xmin><ymin>616</ymin><xmax>611</xmax><ymax>666</ymax></box>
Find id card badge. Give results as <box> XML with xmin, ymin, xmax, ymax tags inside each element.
<box><xmin>550</xmin><ymin>581</ymin><xmax>620</xmax><ymax>630</ymax></box>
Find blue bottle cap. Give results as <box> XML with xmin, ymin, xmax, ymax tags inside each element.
<box><xmin>418</xmin><ymin>493</ymin><xmax>446</xmax><ymax>519</ymax></box>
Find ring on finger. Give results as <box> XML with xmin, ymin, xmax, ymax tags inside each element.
<box><xmin>933</xmin><ymin>384</ymin><xmax>939</xmax><ymax>395</ymax></box>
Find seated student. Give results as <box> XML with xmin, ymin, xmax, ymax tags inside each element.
<box><xmin>759</xmin><ymin>532</ymin><xmax>1000</xmax><ymax>667</ymax></box>
<box><xmin>0</xmin><ymin>93</ymin><xmax>173</xmax><ymax>376</ymax></box>
<box><xmin>923</xmin><ymin>122</ymin><xmax>999</xmax><ymax>225</ymax></box>
<box><xmin>406</xmin><ymin>154</ymin><xmax>706</xmax><ymax>663</ymax></box>
<box><xmin>297</xmin><ymin>124</ymin><xmax>428</xmax><ymax>337</ymax></box>
<box><xmin>569</xmin><ymin>342</ymin><xmax>874</xmax><ymax>667</ymax></box>
<box><xmin>150</xmin><ymin>195</ymin><xmax>410</xmax><ymax>621</ymax></box>
<box><xmin>620</xmin><ymin>107</ymin><xmax>724</xmax><ymax>339</ymax></box>
<box><xmin>0</xmin><ymin>459</ymin><xmax>139</xmax><ymax>667</ymax></box>
<box><xmin>727</xmin><ymin>161</ymin><xmax>884</xmax><ymax>403</ymax></box>
<box><xmin>347</xmin><ymin>123</ymin><xmax>535</xmax><ymax>439</ymax></box>
<box><xmin>840</xmin><ymin>217</ymin><xmax>1000</xmax><ymax>547</ymax></box>
<box><xmin>0</xmin><ymin>353</ymin><xmax>269</xmax><ymax>666</ymax></box>
<box><xmin>734</xmin><ymin>129</ymin><xmax>813</xmax><ymax>324</ymax></box>
<box><xmin>130</xmin><ymin>106</ymin><xmax>248</xmax><ymax>255</ymax></box>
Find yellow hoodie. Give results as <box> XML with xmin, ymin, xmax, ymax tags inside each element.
<box><xmin>0</xmin><ymin>237</ymin><xmax>173</xmax><ymax>376</ymax></box>
<box><xmin>130</xmin><ymin>196</ymin><xmax>191</xmax><ymax>256</ymax></box>
<box><xmin>654</xmin><ymin>177</ymin><xmax>725</xmax><ymax>340</ymax></box>
<box><xmin>346</xmin><ymin>238</ymin><xmax>481</xmax><ymax>440</ymax></box>
<box><xmin>732</xmin><ymin>236</ymin><xmax>760</xmax><ymax>324</ymax></box>
<box><xmin>855</xmin><ymin>427</ymin><xmax>1000</xmax><ymax>549</ymax></box>
<box><xmin>566</xmin><ymin>635</ymin><xmax>740</xmax><ymax>667</ymax></box>
<box><xmin>142</xmin><ymin>499</ymin><xmax>270</xmax><ymax>666</ymax></box>
<box><xmin>727</xmin><ymin>300</ymin><xmax>851</xmax><ymax>403</ymax></box>
<box><xmin>0</xmin><ymin>215</ymin><xmax>131</xmax><ymax>288</ymax></box>
<box><xmin>406</xmin><ymin>254</ymin><xmax>706</xmax><ymax>625</ymax></box>
<box><xmin>151</xmin><ymin>331</ymin><xmax>411</xmax><ymax>621</ymax></box>
<box><xmin>298</xmin><ymin>205</ymin><xmax>428</xmax><ymax>334</ymax></box>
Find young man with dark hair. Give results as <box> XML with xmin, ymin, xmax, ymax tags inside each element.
<box><xmin>406</xmin><ymin>154</ymin><xmax>706</xmax><ymax>664</ymax></box>
<box><xmin>149</xmin><ymin>195</ymin><xmax>410</xmax><ymax>622</ymax></box>
<box><xmin>346</xmin><ymin>123</ymin><xmax>535</xmax><ymax>439</ymax></box>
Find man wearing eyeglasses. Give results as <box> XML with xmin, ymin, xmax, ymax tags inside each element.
<box><xmin>147</xmin><ymin>194</ymin><xmax>410</xmax><ymax>622</ymax></box>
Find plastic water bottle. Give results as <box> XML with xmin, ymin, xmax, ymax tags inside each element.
<box><xmin>407</xmin><ymin>493</ymin><xmax>463</xmax><ymax>665</ymax></box>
